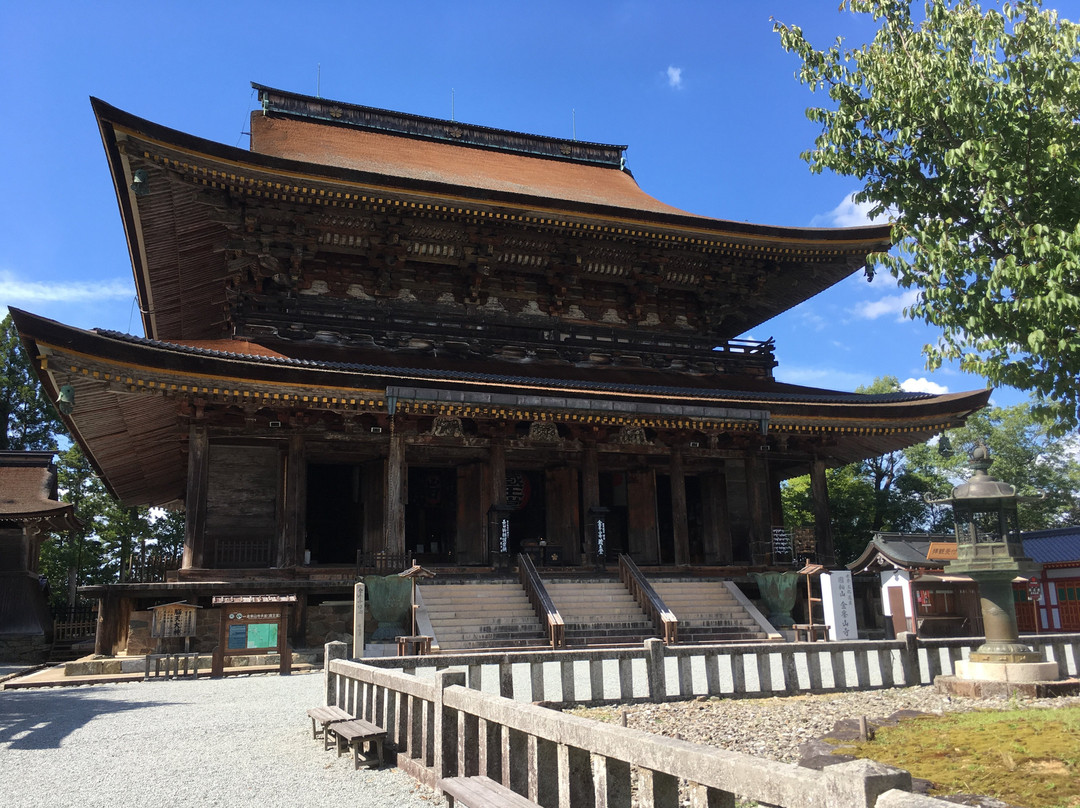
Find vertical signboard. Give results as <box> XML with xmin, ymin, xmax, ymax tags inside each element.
<box><xmin>821</xmin><ymin>570</ymin><xmax>858</xmax><ymax>640</ymax></box>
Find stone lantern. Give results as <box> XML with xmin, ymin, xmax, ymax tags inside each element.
<box><xmin>926</xmin><ymin>443</ymin><xmax>1055</xmax><ymax>682</ymax></box>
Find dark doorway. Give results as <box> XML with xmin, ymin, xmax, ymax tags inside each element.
<box><xmin>505</xmin><ymin>470</ymin><xmax>546</xmax><ymax>553</ymax></box>
<box><xmin>307</xmin><ymin>463</ymin><xmax>364</xmax><ymax>564</ymax></box>
<box><xmin>598</xmin><ymin>472</ymin><xmax>629</xmax><ymax>557</ymax></box>
<box><xmin>406</xmin><ymin>467</ymin><xmax>457</xmax><ymax>563</ymax></box>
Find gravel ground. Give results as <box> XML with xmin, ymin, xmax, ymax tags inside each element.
<box><xmin>0</xmin><ymin>671</ymin><xmax>446</xmax><ymax>808</ymax></box>
<box><xmin>571</xmin><ymin>686</ymin><xmax>1080</xmax><ymax>765</ymax></box>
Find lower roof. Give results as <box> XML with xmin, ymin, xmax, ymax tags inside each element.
<box><xmin>13</xmin><ymin>307</ymin><xmax>991</xmax><ymax>505</ymax></box>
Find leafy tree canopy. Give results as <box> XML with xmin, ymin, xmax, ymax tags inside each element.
<box><xmin>776</xmin><ymin>1</ymin><xmax>1080</xmax><ymax>428</ymax></box>
<box><xmin>1</xmin><ymin>313</ymin><xmax>62</xmax><ymax>450</ymax></box>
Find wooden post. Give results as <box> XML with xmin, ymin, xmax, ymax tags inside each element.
<box><xmin>745</xmin><ymin>452</ymin><xmax>773</xmax><ymax>565</ymax></box>
<box><xmin>671</xmin><ymin>451</ymin><xmax>690</xmax><ymax>565</ymax></box>
<box><xmin>701</xmin><ymin>472</ymin><xmax>732</xmax><ymax>565</ymax></box>
<box><xmin>280</xmin><ymin>435</ymin><xmax>305</xmax><ymax>567</ymax></box>
<box><xmin>810</xmin><ymin>458</ymin><xmax>835</xmax><ymax>565</ymax></box>
<box><xmin>581</xmin><ymin>446</ymin><xmax>600</xmax><ymax>563</ymax></box>
<box><xmin>627</xmin><ymin>469</ymin><xmax>658</xmax><ymax>563</ymax></box>
<box><xmin>385</xmin><ymin>432</ymin><xmax>406</xmax><ymax>555</ymax></box>
<box><xmin>183</xmin><ymin>424</ymin><xmax>209</xmax><ymax>569</ymax></box>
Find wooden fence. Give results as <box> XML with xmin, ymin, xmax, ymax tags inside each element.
<box><xmin>326</xmin><ymin>643</ymin><xmax>962</xmax><ymax>808</ymax></box>
<box><xmin>358</xmin><ymin>633</ymin><xmax>1080</xmax><ymax>705</ymax></box>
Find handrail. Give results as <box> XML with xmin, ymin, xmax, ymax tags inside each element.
<box><xmin>517</xmin><ymin>553</ymin><xmax>565</xmax><ymax>649</ymax></box>
<box><xmin>619</xmin><ymin>554</ymin><xmax>678</xmax><ymax>644</ymax></box>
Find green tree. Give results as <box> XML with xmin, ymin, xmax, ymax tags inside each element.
<box><xmin>0</xmin><ymin>313</ymin><xmax>63</xmax><ymax>450</ymax></box>
<box><xmin>776</xmin><ymin>1</ymin><xmax>1080</xmax><ymax>427</ymax></box>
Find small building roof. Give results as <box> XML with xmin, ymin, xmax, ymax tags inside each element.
<box><xmin>0</xmin><ymin>452</ymin><xmax>80</xmax><ymax>531</ymax></box>
<box><xmin>849</xmin><ymin>528</ymin><xmax>1080</xmax><ymax>573</ymax></box>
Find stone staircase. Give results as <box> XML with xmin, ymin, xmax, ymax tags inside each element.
<box><xmin>649</xmin><ymin>578</ymin><xmax>768</xmax><ymax>643</ymax></box>
<box><xmin>542</xmin><ymin>577</ymin><xmax>659</xmax><ymax>647</ymax></box>
<box><xmin>419</xmin><ymin>579</ymin><xmax>548</xmax><ymax>651</ymax></box>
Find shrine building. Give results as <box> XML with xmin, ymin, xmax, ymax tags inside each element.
<box><xmin>11</xmin><ymin>85</ymin><xmax>991</xmax><ymax>654</ymax></box>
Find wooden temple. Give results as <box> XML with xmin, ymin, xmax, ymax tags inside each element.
<box><xmin>11</xmin><ymin>84</ymin><xmax>991</xmax><ymax>653</ymax></box>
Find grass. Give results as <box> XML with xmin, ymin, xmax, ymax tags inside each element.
<box><xmin>832</xmin><ymin>706</ymin><xmax>1080</xmax><ymax>808</ymax></box>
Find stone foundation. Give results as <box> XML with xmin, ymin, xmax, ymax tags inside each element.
<box><xmin>935</xmin><ymin>675</ymin><xmax>1080</xmax><ymax>699</ymax></box>
<box><xmin>0</xmin><ymin>633</ymin><xmax>48</xmax><ymax>663</ymax></box>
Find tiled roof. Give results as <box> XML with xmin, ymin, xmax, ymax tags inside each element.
<box><xmin>0</xmin><ymin>453</ymin><xmax>79</xmax><ymax>528</ymax></box>
<box><xmin>1022</xmin><ymin>527</ymin><xmax>1080</xmax><ymax>565</ymax></box>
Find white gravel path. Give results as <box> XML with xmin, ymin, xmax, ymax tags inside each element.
<box><xmin>0</xmin><ymin>671</ymin><xmax>446</xmax><ymax>808</ymax></box>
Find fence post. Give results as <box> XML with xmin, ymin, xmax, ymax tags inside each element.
<box><xmin>324</xmin><ymin>641</ymin><xmax>348</xmax><ymax>707</ymax></box>
<box><xmin>897</xmin><ymin>633</ymin><xmax>919</xmax><ymax>685</ymax></box>
<box><xmin>435</xmin><ymin>669</ymin><xmax>466</xmax><ymax>779</ymax></box>
<box><xmin>645</xmin><ymin>638</ymin><xmax>667</xmax><ymax>701</ymax></box>
<box><xmin>822</xmin><ymin>759</ymin><xmax>912</xmax><ymax>808</ymax></box>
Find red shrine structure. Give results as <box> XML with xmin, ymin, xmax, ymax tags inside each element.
<box><xmin>11</xmin><ymin>85</ymin><xmax>990</xmax><ymax>654</ymax></box>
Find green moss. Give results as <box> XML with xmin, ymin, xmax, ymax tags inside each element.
<box><xmin>833</xmin><ymin>707</ymin><xmax>1080</xmax><ymax>808</ymax></box>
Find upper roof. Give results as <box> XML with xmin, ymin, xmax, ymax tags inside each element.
<box><xmin>0</xmin><ymin>452</ymin><xmax>80</xmax><ymax>530</ymax></box>
<box><xmin>92</xmin><ymin>88</ymin><xmax>893</xmax><ymax>343</ymax></box>
<box><xmin>1022</xmin><ymin>527</ymin><xmax>1080</xmax><ymax>566</ymax></box>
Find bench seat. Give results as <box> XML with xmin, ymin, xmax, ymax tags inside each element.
<box><xmin>328</xmin><ymin>718</ymin><xmax>386</xmax><ymax>770</ymax></box>
<box><xmin>438</xmin><ymin>775</ymin><xmax>539</xmax><ymax>808</ymax></box>
<box><xmin>307</xmin><ymin>705</ymin><xmax>352</xmax><ymax>745</ymax></box>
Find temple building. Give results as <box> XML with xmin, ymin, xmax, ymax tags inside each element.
<box><xmin>11</xmin><ymin>85</ymin><xmax>991</xmax><ymax>654</ymax></box>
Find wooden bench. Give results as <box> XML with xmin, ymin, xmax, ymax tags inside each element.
<box><xmin>793</xmin><ymin>623</ymin><xmax>830</xmax><ymax>642</ymax></box>
<box><xmin>438</xmin><ymin>775</ymin><xmax>539</xmax><ymax>808</ymax></box>
<box><xmin>328</xmin><ymin>718</ymin><xmax>386</xmax><ymax>769</ymax></box>
<box><xmin>306</xmin><ymin>705</ymin><xmax>352</xmax><ymax>745</ymax></box>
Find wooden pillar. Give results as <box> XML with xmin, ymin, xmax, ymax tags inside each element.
<box><xmin>279</xmin><ymin>434</ymin><xmax>305</xmax><ymax>567</ymax></box>
<box><xmin>744</xmin><ymin>451</ymin><xmax>773</xmax><ymax>565</ymax></box>
<box><xmin>545</xmin><ymin>466</ymin><xmax>580</xmax><ymax>565</ymax></box>
<box><xmin>627</xmin><ymin>469</ymin><xmax>658</xmax><ymax>563</ymax></box>
<box><xmin>489</xmin><ymin>440</ymin><xmax>507</xmax><ymax>508</ymax></box>
<box><xmin>670</xmin><ymin>451</ymin><xmax>690</xmax><ymax>566</ymax></box>
<box><xmin>701</xmin><ymin>471</ymin><xmax>732</xmax><ymax>565</ymax></box>
<box><xmin>809</xmin><ymin>458</ymin><xmax>836</xmax><ymax>565</ymax></box>
<box><xmin>457</xmin><ymin>462</ymin><xmax>489</xmax><ymax>564</ymax></box>
<box><xmin>94</xmin><ymin>590</ymin><xmax>133</xmax><ymax>656</ymax></box>
<box><xmin>362</xmin><ymin>458</ymin><xmax>384</xmax><ymax>553</ymax></box>
<box><xmin>183</xmin><ymin>424</ymin><xmax>209</xmax><ymax>569</ymax></box>
<box><xmin>385</xmin><ymin>432</ymin><xmax>406</xmax><ymax>555</ymax></box>
<box><xmin>581</xmin><ymin>446</ymin><xmax>600</xmax><ymax>563</ymax></box>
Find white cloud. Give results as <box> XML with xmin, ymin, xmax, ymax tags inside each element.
<box><xmin>811</xmin><ymin>193</ymin><xmax>890</xmax><ymax>228</ymax></box>
<box><xmin>901</xmin><ymin>377</ymin><xmax>949</xmax><ymax>395</ymax></box>
<box><xmin>666</xmin><ymin>66</ymin><xmax>683</xmax><ymax>90</ymax></box>
<box><xmin>853</xmin><ymin>288</ymin><xmax>920</xmax><ymax>321</ymax></box>
<box><xmin>0</xmin><ymin>268</ymin><xmax>132</xmax><ymax>306</ymax></box>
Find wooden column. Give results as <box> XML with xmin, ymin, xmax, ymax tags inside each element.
<box><xmin>809</xmin><ymin>458</ymin><xmax>836</xmax><ymax>565</ymax></box>
<box><xmin>457</xmin><ymin>462</ymin><xmax>488</xmax><ymax>564</ymax></box>
<box><xmin>701</xmin><ymin>471</ymin><xmax>732</xmax><ymax>565</ymax></box>
<box><xmin>183</xmin><ymin>424</ymin><xmax>209</xmax><ymax>569</ymax></box>
<box><xmin>385</xmin><ymin>432</ymin><xmax>406</xmax><ymax>555</ymax></box>
<box><xmin>581</xmin><ymin>446</ymin><xmax>600</xmax><ymax>563</ymax></box>
<box><xmin>545</xmin><ymin>466</ymin><xmax>580</xmax><ymax>565</ymax></box>
<box><xmin>670</xmin><ymin>451</ymin><xmax>690</xmax><ymax>566</ymax></box>
<box><xmin>279</xmin><ymin>435</ymin><xmax>305</xmax><ymax>567</ymax></box>
<box><xmin>627</xmin><ymin>469</ymin><xmax>658</xmax><ymax>563</ymax></box>
<box><xmin>744</xmin><ymin>451</ymin><xmax>774</xmax><ymax>565</ymax></box>
<box><xmin>362</xmin><ymin>458</ymin><xmax>384</xmax><ymax>554</ymax></box>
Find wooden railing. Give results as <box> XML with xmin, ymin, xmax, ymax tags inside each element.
<box><xmin>517</xmin><ymin>552</ymin><xmax>565</xmax><ymax>649</ymax></box>
<box><xmin>215</xmin><ymin>537</ymin><xmax>271</xmax><ymax>568</ymax></box>
<box><xmin>53</xmin><ymin>610</ymin><xmax>97</xmax><ymax>641</ymax></box>
<box><xmin>357</xmin><ymin>550</ymin><xmax>411</xmax><ymax>576</ymax></box>
<box><xmin>619</xmin><ymin>554</ymin><xmax>678</xmax><ymax>644</ymax></box>
<box><xmin>325</xmin><ymin>643</ymin><xmax>955</xmax><ymax>808</ymax></box>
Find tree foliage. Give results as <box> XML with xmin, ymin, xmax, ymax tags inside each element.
<box><xmin>776</xmin><ymin>1</ymin><xmax>1080</xmax><ymax>427</ymax></box>
<box><xmin>1</xmin><ymin>313</ymin><xmax>62</xmax><ymax>450</ymax></box>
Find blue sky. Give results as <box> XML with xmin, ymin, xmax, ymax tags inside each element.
<box><xmin>4</xmin><ymin>1</ymin><xmax>1075</xmax><ymax>406</ymax></box>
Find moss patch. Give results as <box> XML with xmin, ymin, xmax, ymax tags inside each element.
<box><xmin>833</xmin><ymin>707</ymin><xmax>1080</xmax><ymax>808</ymax></box>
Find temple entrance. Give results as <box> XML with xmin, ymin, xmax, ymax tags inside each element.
<box><xmin>307</xmin><ymin>463</ymin><xmax>364</xmax><ymax>564</ymax></box>
<box><xmin>406</xmin><ymin>468</ymin><xmax>457</xmax><ymax>563</ymax></box>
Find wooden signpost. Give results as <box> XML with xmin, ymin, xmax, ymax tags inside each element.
<box><xmin>211</xmin><ymin>594</ymin><xmax>296</xmax><ymax>677</ymax></box>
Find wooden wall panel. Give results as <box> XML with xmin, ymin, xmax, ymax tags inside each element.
<box><xmin>627</xmin><ymin>469</ymin><xmax>658</xmax><ymax>564</ymax></box>
<box><xmin>545</xmin><ymin>466</ymin><xmax>580</xmax><ymax>565</ymax></box>
<box><xmin>205</xmin><ymin>444</ymin><xmax>280</xmax><ymax>566</ymax></box>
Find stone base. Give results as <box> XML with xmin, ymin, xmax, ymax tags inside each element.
<box><xmin>954</xmin><ymin>659</ymin><xmax>1059</xmax><ymax>682</ymax></box>
<box><xmin>935</xmin><ymin>674</ymin><xmax>1080</xmax><ymax>699</ymax></box>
